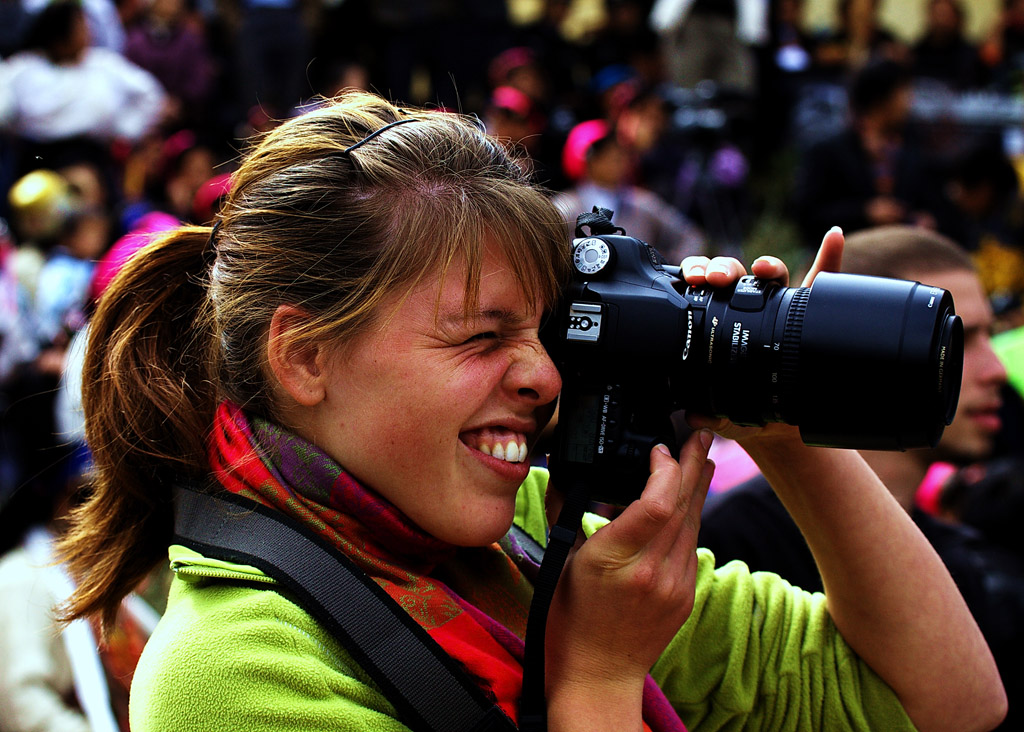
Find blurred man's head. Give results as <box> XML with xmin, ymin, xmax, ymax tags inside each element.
<box><xmin>848</xmin><ymin>59</ymin><xmax>913</xmax><ymax>134</ymax></box>
<box><xmin>842</xmin><ymin>226</ymin><xmax>1008</xmax><ymax>464</ymax></box>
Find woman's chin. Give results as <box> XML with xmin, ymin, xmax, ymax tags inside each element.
<box><xmin>434</xmin><ymin>502</ymin><xmax>518</xmax><ymax>548</ymax></box>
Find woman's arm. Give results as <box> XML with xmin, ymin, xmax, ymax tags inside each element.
<box><xmin>686</xmin><ymin>229</ymin><xmax>1007</xmax><ymax>732</ymax></box>
<box><xmin>740</xmin><ymin>439</ymin><xmax>1006</xmax><ymax>732</ymax></box>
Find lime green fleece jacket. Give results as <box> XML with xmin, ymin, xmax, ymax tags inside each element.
<box><xmin>129</xmin><ymin>469</ymin><xmax>914</xmax><ymax>732</ymax></box>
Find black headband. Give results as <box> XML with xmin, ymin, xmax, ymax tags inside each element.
<box><xmin>342</xmin><ymin>117</ymin><xmax>419</xmax><ymax>155</ymax></box>
<box><xmin>203</xmin><ymin>116</ymin><xmax>418</xmax><ymax>262</ymax></box>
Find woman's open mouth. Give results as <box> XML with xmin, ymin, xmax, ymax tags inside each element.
<box><xmin>459</xmin><ymin>427</ymin><xmax>529</xmax><ymax>463</ymax></box>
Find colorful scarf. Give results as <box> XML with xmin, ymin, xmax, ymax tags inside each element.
<box><xmin>209</xmin><ymin>401</ymin><xmax>686</xmax><ymax>731</ymax></box>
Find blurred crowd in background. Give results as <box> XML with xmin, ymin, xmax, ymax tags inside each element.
<box><xmin>1</xmin><ymin>0</ymin><xmax>1024</xmax><ymax>728</ymax></box>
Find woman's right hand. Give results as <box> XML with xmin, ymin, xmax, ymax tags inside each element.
<box><xmin>542</xmin><ymin>429</ymin><xmax>715</xmax><ymax>731</ymax></box>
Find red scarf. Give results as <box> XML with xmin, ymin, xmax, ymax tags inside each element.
<box><xmin>208</xmin><ymin>401</ymin><xmax>685</xmax><ymax>731</ymax></box>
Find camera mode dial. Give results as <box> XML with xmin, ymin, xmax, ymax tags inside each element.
<box><xmin>572</xmin><ymin>237</ymin><xmax>612</xmax><ymax>275</ymax></box>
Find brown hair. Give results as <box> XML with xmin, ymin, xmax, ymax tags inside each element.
<box><xmin>57</xmin><ymin>91</ymin><xmax>570</xmax><ymax>630</ymax></box>
<box><xmin>840</xmin><ymin>225</ymin><xmax>975</xmax><ymax>280</ymax></box>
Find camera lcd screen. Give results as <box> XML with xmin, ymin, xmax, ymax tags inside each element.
<box><xmin>565</xmin><ymin>394</ymin><xmax>600</xmax><ymax>464</ymax></box>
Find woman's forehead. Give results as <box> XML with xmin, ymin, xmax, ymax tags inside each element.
<box><xmin>434</xmin><ymin>245</ymin><xmax>546</xmax><ymax>316</ymax></box>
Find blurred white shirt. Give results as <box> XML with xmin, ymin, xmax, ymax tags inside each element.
<box><xmin>0</xmin><ymin>47</ymin><xmax>165</xmax><ymax>143</ymax></box>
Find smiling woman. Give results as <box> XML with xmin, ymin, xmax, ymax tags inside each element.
<box><xmin>269</xmin><ymin>240</ymin><xmax>563</xmax><ymax>548</ymax></box>
<box><xmin>53</xmin><ymin>91</ymin><xmax>1006</xmax><ymax>732</ymax></box>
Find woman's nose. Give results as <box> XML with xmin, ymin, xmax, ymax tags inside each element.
<box><xmin>508</xmin><ymin>340</ymin><xmax>562</xmax><ymax>405</ymax></box>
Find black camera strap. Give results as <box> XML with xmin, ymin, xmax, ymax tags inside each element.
<box><xmin>172</xmin><ymin>483</ymin><xmax>516</xmax><ymax>732</ymax></box>
<box><xmin>518</xmin><ymin>477</ymin><xmax>591</xmax><ymax>732</ymax></box>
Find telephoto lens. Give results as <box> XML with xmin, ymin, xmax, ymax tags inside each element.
<box><xmin>682</xmin><ymin>272</ymin><xmax>964</xmax><ymax>450</ymax></box>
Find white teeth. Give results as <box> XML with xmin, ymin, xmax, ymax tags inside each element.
<box><xmin>474</xmin><ymin>439</ymin><xmax>528</xmax><ymax>463</ymax></box>
<box><xmin>505</xmin><ymin>441</ymin><xmax>520</xmax><ymax>463</ymax></box>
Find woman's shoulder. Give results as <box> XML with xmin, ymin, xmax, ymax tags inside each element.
<box><xmin>130</xmin><ymin>570</ymin><xmax>411</xmax><ymax>732</ymax></box>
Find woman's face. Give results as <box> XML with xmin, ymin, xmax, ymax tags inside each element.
<box><xmin>296</xmin><ymin>239</ymin><xmax>562</xmax><ymax>546</ymax></box>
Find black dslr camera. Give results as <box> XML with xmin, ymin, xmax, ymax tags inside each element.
<box><xmin>543</xmin><ymin>209</ymin><xmax>964</xmax><ymax>505</ymax></box>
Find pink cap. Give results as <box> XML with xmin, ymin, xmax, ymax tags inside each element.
<box><xmin>490</xmin><ymin>86</ymin><xmax>534</xmax><ymax>119</ymax></box>
<box><xmin>562</xmin><ymin>119</ymin><xmax>609</xmax><ymax>182</ymax></box>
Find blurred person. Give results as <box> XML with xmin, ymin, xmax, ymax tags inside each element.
<box><xmin>0</xmin><ymin>451</ymin><xmax>160</xmax><ymax>732</ymax></box>
<box><xmin>0</xmin><ymin>481</ymin><xmax>123</xmax><ymax>732</ymax></box>
<box><xmin>0</xmin><ymin>215</ymin><xmax>37</xmax><ymax>498</ymax></box>
<box><xmin>588</xmin><ymin>64</ymin><xmax>642</xmax><ymax>123</ymax></box>
<box><xmin>14</xmin><ymin>158</ymin><xmax>116</xmax><ymax>348</ymax></box>
<box><xmin>584</xmin><ymin>0</ymin><xmax>663</xmax><ymax>88</ymax></box>
<box><xmin>302</xmin><ymin>0</ymin><xmax>373</xmax><ymax>101</ymax></box>
<box><xmin>615</xmin><ymin>83</ymin><xmax>678</xmax><ymax>199</ymax></box>
<box><xmin>938</xmin><ymin>141</ymin><xmax>1022</xmax><ymax>249</ymax></box>
<box><xmin>650</xmin><ymin>0</ymin><xmax>760</xmax><ymax>94</ymax></box>
<box><xmin>123</xmin><ymin>0</ymin><xmax>217</xmax><ymax>134</ymax></box>
<box><xmin>159</xmin><ymin>135</ymin><xmax>217</xmax><ymax>223</ymax></box>
<box><xmin>32</xmin><ymin>200</ymin><xmax>109</xmax><ymax>347</ymax></box>
<box><xmin>552</xmin><ymin>118</ymin><xmax>705</xmax><ymax>264</ymax></box>
<box><xmin>483</xmin><ymin>85</ymin><xmax>560</xmax><ymax>187</ymax></box>
<box><xmin>22</xmin><ymin>0</ymin><xmax>126</xmax><ymax>52</ymax></box>
<box><xmin>793</xmin><ymin>58</ymin><xmax>945</xmax><ymax>250</ymax></box>
<box><xmin>56</xmin><ymin>209</ymin><xmax>181</xmax><ymax>484</ymax></box>
<box><xmin>0</xmin><ymin>0</ymin><xmax>166</xmax><ymax>171</ymax></box>
<box><xmin>938</xmin><ymin>456</ymin><xmax>1024</xmax><ymax>563</ymax></box>
<box><xmin>2</xmin><ymin>163</ymin><xmax>112</xmax><ymax>523</ymax></box>
<box><xmin>485</xmin><ymin>86</ymin><xmax>544</xmax><ymax>153</ymax></box>
<box><xmin>935</xmin><ymin>141</ymin><xmax>1024</xmax><ymax>316</ymax></box>
<box><xmin>0</xmin><ymin>210</ymin><xmax>168</xmax><ymax>732</ymax></box>
<box><xmin>505</xmin><ymin>5</ymin><xmax>590</xmax><ymax>109</ymax></box>
<box><xmin>488</xmin><ymin>46</ymin><xmax>550</xmax><ymax>108</ymax></box>
<box><xmin>699</xmin><ymin>225</ymin><xmax>1022</xmax><ymax>732</ymax></box>
<box><xmin>979</xmin><ymin>0</ymin><xmax>1024</xmax><ymax>93</ymax></box>
<box><xmin>911</xmin><ymin>0</ymin><xmax>988</xmax><ymax>91</ymax></box>
<box><xmin>0</xmin><ymin>0</ymin><xmax>167</xmax><ymax>207</ymax></box>
<box><xmin>812</xmin><ymin>0</ymin><xmax>909</xmax><ymax>78</ymax></box>
<box><xmin>228</xmin><ymin>0</ymin><xmax>313</xmax><ymax>120</ymax></box>
<box><xmin>119</xmin><ymin>129</ymin><xmax>222</xmax><ymax>226</ymax></box>
<box><xmin>750</xmin><ymin>0</ymin><xmax>821</xmax><ymax>160</ymax></box>
<box><xmin>609</xmin><ymin>83</ymin><xmax>749</xmax><ymax>256</ymax></box>
<box><xmin>292</xmin><ymin>59</ymin><xmax>371</xmax><ymax>111</ymax></box>
<box><xmin>5</xmin><ymin>168</ymin><xmax>76</xmax><ymax>274</ymax></box>
<box><xmin>485</xmin><ymin>44</ymin><xmax>585</xmax><ymax>177</ymax></box>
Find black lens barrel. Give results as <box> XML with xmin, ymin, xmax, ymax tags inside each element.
<box><xmin>691</xmin><ymin>272</ymin><xmax>963</xmax><ymax>450</ymax></box>
<box><xmin>774</xmin><ymin>272</ymin><xmax>962</xmax><ymax>450</ymax></box>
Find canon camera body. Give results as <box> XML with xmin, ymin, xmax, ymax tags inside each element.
<box><xmin>543</xmin><ymin>210</ymin><xmax>964</xmax><ymax>505</ymax></box>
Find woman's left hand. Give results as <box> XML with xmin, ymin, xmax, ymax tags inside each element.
<box><xmin>678</xmin><ymin>227</ymin><xmax>844</xmax><ymax>444</ymax></box>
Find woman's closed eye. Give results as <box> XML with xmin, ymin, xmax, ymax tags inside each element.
<box><xmin>463</xmin><ymin>331</ymin><xmax>499</xmax><ymax>344</ymax></box>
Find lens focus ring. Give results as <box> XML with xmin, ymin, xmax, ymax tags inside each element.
<box><xmin>778</xmin><ymin>287</ymin><xmax>810</xmax><ymax>415</ymax></box>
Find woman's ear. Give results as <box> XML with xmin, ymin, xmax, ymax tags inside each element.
<box><xmin>267</xmin><ymin>304</ymin><xmax>327</xmax><ymax>407</ymax></box>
